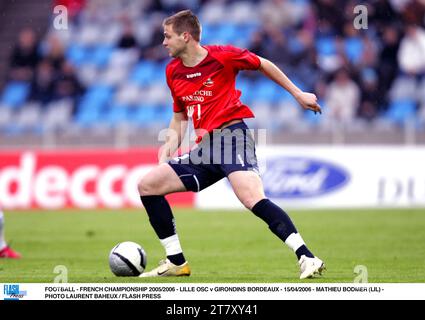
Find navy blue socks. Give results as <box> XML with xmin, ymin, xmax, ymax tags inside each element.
<box><xmin>140</xmin><ymin>195</ymin><xmax>186</xmax><ymax>265</ymax></box>
<box><xmin>251</xmin><ymin>199</ymin><xmax>314</xmax><ymax>259</ymax></box>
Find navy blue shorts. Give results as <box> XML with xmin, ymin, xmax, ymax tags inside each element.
<box><xmin>168</xmin><ymin>121</ymin><xmax>259</xmax><ymax>192</ymax></box>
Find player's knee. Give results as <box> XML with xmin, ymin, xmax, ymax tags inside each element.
<box><xmin>240</xmin><ymin>196</ymin><xmax>258</xmax><ymax>210</ymax></box>
<box><xmin>138</xmin><ymin>177</ymin><xmax>156</xmax><ymax>196</ymax></box>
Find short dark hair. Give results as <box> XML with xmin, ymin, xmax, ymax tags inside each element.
<box><xmin>163</xmin><ymin>10</ymin><xmax>201</xmax><ymax>42</ymax></box>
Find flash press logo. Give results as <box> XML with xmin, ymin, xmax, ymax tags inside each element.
<box><xmin>3</xmin><ymin>284</ymin><xmax>27</xmax><ymax>300</ymax></box>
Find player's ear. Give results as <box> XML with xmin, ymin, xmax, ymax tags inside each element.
<box><xmin>182</xmin><ymin>31</ymin><xmax>191</xmax><ymax>42</ymax></box>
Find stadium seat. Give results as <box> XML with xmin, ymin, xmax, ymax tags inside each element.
<box><xmin>155</xmin><ymin>105</ymin><xmax>173</xmax><ymax>125</ymax></box>
<box><xmin>42</xmin><ymin>99</ymin><xmax>73</xmax><ymax>132</ymax></box>
<box><xmin>75</xmin><ymin>87</ymin><xmax>111</xmax><ymax>127</ymax></box>
<box><xmin>144</xmin><ymin>84</ymin><xmax>169</xmax><ymax>105</ymax></box>
<box><xmin>199</xmin><ymin>2</ymin><xmax>227</xmax><ymax>25</ymax></box>
<box><xmin>275</xmin><ymin>87</ymin><xmax>292</xmax><ymax>102</ymax></box>
<box><xmin>66</xmin><ymin>44</ymin><xmax>87</xmax><ymax>66</ymax></box>
<box><xmin>0</xmin><ymin>82</ymin><xmax>30</xmax><ymax>108</ymax></box>
<box><xmin>234</xmin><ymin>24</ymin><xmax>258</xmax><ymax>47</ymax></box>
<box><xmin>129</xmin><ymin>61</ymin><xmax>157</xmax><ymax>86</ymax></box>
<box><xmin>131</xmin><ymin>105</ymin><xmax>158</xmax><ymax>126</ymax></box>
<box><xmin>84</xmin><ymin>84</ymin><xmax>113</xmax><ymax>104</ymax></box>
<box><xmin>315</xmin><ymin>37</ymin><xmax>337</xmax><ymax>56</ymax></box>
<box><xmin>103</xmin><ymin>105</ymin><xmax>130</xmax><ymax>126</ymax></box>
<box><xmin>149</xmin><ymin>63</ymin><xmax>167</xmax><ymax>84</ymax></box>
<box><xmin>251</xmin><ymin>79</ymin><xmax>278</xmax><ymax>103</ymax></box>
<box><xmin>236</xmin><ymin>78</ymin><xmax>253</xmax><ymax>102</ymax></box>
<box><xmin>115</xmin><ymin>83</ymin><xmax>142</xmax><ymax>106</ymax></box>
<box><xmin>389</xmin><ymin>76</ymin><xmax>417</xmax><ymax>101</ymax></box>
<box><xmin>0</xmin><ymin>105</ymin><xmax>14</xmax><ymax>131</ymax></box>
<box><xmin>109</xmin><ymin>48</ymin><xmax>139</xmax><ymax>69</ymax></box>
<box><xmin>272</xmin><ymin>100</ymin><xmax>302</xmax><ymax>129</ymax></box>
<box><xmin>14</xmin><ymin>102</ymin><xmax>43</xmax><ymax>133</ymax></box>
<box><xmin>74</xmin><ymin>107</ymin><xmax>101</xmax><ymax>128</ymax></box>
<box><xmin>385</xmin><ymin>99</ymin><xmax>417</xmax><ymax>125</ymax></box>
<box><xmin>291</xmin><ymin>78</ymin><xmax>307</xmax><ymax>92</ymax></box>
<box><xmin>100</xmin><ymin>64</ymin><xmax>129</xmax><ymax>86</ymax></box>
<box><xmin>217</xmin><ymin>24</ymin><xmax>238</xmax><ymax>44</ymax></box>
<box><xmin>288</xmin><ymin>36</ymin><xmax>305</xmax><ymax>55</ymax></box>
<box><xmin>344</xmin><ymin>37</ymin><xmax>363</xmax><ymax>64</ymax></box>
<box><xmin>228</xmin><ymin>2</ymin><xmax>258</xmax><ymax>25</ymax></box>
<box><xmin>417</xmin><ymin>78</ymin><xmax>425</xmax><ymax>104</ymax></box>
<box><xmin>251</xmin><ymin>101</ymin><xmax>273</xmax><ymax>129</ymax></box>
<box><xmin>90</xmin><ymin>46</ymin><xmax>113</xmax><ymax>67</ymax></box>
<box><xmin>201</xmin><ymin>23</ymin><xmax>214</xmax><ymax>44</ymax></box>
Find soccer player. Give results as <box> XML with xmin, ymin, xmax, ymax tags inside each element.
<box><xmin>138</xmin><ymin>10</ymin><xmax>324</xmax><ymax>279</ymax></box>
<box><xmin>0</xmin><ymin>209</ymin><xmax>21</xmax><ymax>259</ymax></box>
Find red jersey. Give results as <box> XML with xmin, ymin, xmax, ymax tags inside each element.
<box><xmin>165</xmin><ymin>45</ymin><xmax>261</xmax><ymax>140</ymax></box>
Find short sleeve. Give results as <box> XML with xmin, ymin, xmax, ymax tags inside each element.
<box><xmin>171</xmin><ymin>91</ymin><xmax>184</xmax><ymax>113</ymax></box>
<box><xmin>221</xmin><ymin>45</ymin><xmax>261</xmax><ymax>71</ymax></box>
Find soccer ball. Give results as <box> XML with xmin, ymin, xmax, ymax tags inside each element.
<box><xmin>109</xmin><ymin>241</ymin><xmax>147</xmax><ymax>276</ymax></box>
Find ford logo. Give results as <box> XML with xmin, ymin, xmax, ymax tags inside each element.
<box><xmin>263</xmin><ymin>157</ymin><xmax>349</xmax><ymax>198</ymax></box>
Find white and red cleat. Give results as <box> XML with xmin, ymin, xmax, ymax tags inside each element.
<box><xmin>299</xmin><ymin>255</ymin><xmax>325</xmax><ymax>279</ymax></box>
<box><xmin>0</xmin><ymin>246</ymin><xmax>21</xmax><ymax>259</ymax></box>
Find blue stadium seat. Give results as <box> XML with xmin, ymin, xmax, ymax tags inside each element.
<box><xmin>236</xmin><ymin>79</ymin><xmax>253</xmax><ymax>102</ymax></box>
<box><xmin>234</xmin><ymin>24</ymin><xmax>257</xmax><ymax>47</ymax></box>
<box><xmin>288</xmin><ymin>36</ymin><xmax>304</xmax><ymax>55</ymax></box>
<box><xmin>251</xmin><ymin>79</ymin><xmax>278</xmax><ymax>103</ymax></box>
<box><xmin>315</xmin><ymin>37</ymin><xmax>336</xmax><ymax>56</ymax></box>
<box><xmin>275</xmin><ymin>88</ymin><xmax>292</xmax><ymax>102</ymax></box>
<box><xmin>129</xmin><ymin>61</ymin><xmax>156</xmax><ymax>86</ymax></box>
<box><xmin>131</xmin><ymin>105</ymin><xmax>158</xmax><ymax>125</ymax></box>
<box><xmin>66</xmin><ymin>44</ymin><xmax>87</xmax><ymax>66</ymax></box>
<box><xmin>77</xmin><ymin>96</ymin><xmax>104</xmax><ymax>114</ymax></box>
<box><xmin>151</xmin><ymin>63</ymin><xmax>167</xmax><ymax>84</ymax></box>
<box><xmin>201</xmin><ymin>23</ymin><xmax>214</xmax><ymax>44</ymax></box>
<box><xmin>0</xmin><ymin>82</ymin><xmax>30</xmax><ymax>108</ymax></box>
<box><xmin>75</xmin><ymin>85</ymin><xmax>113</xmax><ymax>126</ymax></box>
<box><xmin>291</xmin><ymin>78</ymin><xmax>307</xmax><ymax>92</ymax></box>
<box><xmin>210</xmin><ymin>23</ymin><xmax>238</xmax><ymax>44</ymax></box>
<box><xmin>90</xmin><ymin>46</ymin><xmax>113</xmax><ymax>67</ymax></box>
<box><xmin>344</xmin><ymin>37</ymin><xmax>363</xmax><ymax>64</ymax></box>
<box><xmin>103</xmin><ymin>105</ymin><xmax>130</xmax><ymax>126</ymax></box>
<box><xmin>75</xmin><ymin>86</ymin><xmax>111</xmax><ymax>119</ymax></box>
<box><xmin>222</xmin><ymin>24</ymin><xmax>239</xmax><ymax>43</ymax></box>
<box><xmin>4</xmin><ymin>125</ymin><xmax>25</xmax><ymax>136</ymax></box>
<box><xmin>385</xmin><ymin>99</ymin><xmax>417</xmax><ymax>125</ymax></box>
<box><xmin>238</xmin><ymin>23</ymin><xmax>257</xmax><ymax>38</ymax></box>
<box><xmin>155</xmin><ymin>105</ymin><xmax>173</xmax><ymax>124</ymax></box>
<box><xmin>84</xmin><ymin>84</ymin><xmax>113</xmax><ymax>103</ymax></box>
<box><xmin>74</xmin><ymin>106</ymin><xmax>101</xmax><ymax>127</ymax></box>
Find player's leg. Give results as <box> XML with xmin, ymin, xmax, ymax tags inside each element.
<box><xmin>227</xmin><ymin>171</ymin><xmax>324</xmax><ymax>279</ymax></box>
<box><xmin>138</xmin><ymin>152</ymin><xmax>224</xmax><ymax>277</ymax></box>
<box><xmin>219</xmin><ymin>122</ymin><xmax>324</xmax><ymax>278</ymax></box>
<box><xmin>137</xmin><ymin>163</ymin><xmax>189</xmax><ymax>274</ymax></box>
<box><xmin>0</xmin><ymin>209</ymin><xmax>21</xmax><ymax>259</ymax></box>
<box><xmin>228</xmin><ymin>170</ymin><xmax>314</xmax><ymax>258</ymax></box>
<box><xmin>228</xmin><ymin>170</ymin><xmax>316</xmax><ymax>256</ymax></box>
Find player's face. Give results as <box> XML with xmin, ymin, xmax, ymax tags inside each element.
<box><xmin>163</xmin><ymin>24</ymin><xmax>187</xmax><ymax>58</ymax></box>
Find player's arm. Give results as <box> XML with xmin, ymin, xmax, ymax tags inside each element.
<box><xmin>158</xmin><ymin>111</ymin><xmax>188</xmax><ymax>164</ymax></box>
<box><xmin>257</xmin><ymin>57</ymin><xmax>321</xmax><ymax>114</ymax></box>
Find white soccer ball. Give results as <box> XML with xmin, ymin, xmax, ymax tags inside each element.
<box><xmin>109</xmin><ymin>241</ymin><xmax>147</xmax><ymax>276</ymax></box>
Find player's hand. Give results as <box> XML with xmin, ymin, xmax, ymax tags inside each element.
<box><xmin>294</xmin><ymin>92</ymin><xmax>322</xmax><ymax>114</ymax></box>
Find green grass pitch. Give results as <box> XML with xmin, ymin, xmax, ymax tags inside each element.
<box><xmin>1</xmin><ymin>208</ymin><xmax>424</xmax><ymax>283</ymax></box>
